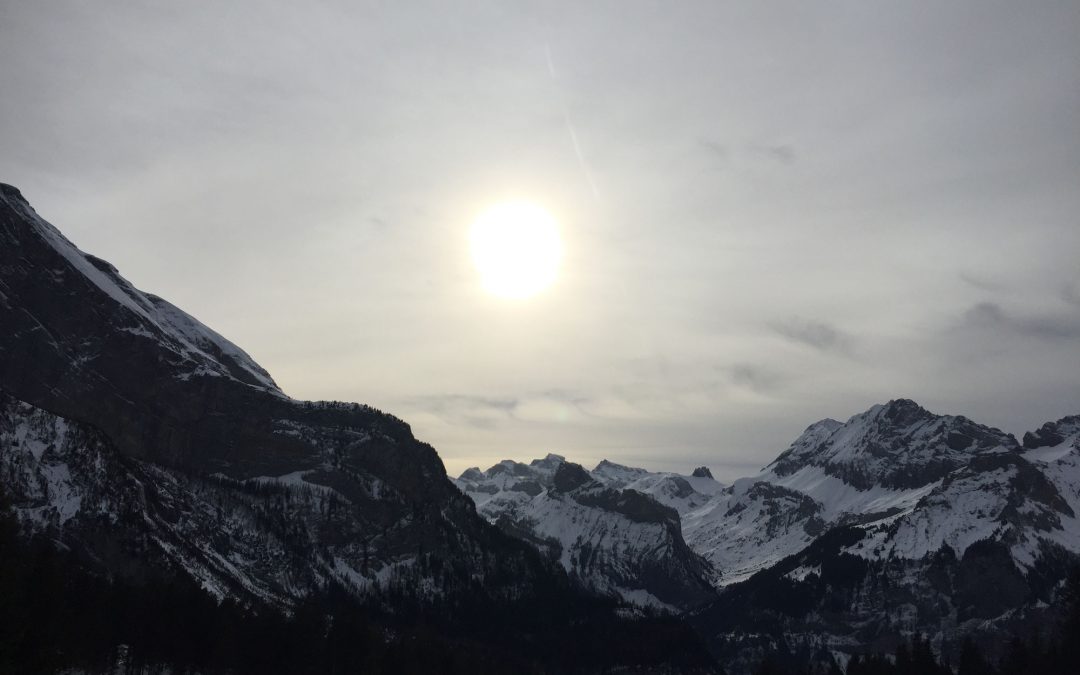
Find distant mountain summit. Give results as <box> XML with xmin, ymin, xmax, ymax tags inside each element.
<box><xmin>769</xmin><ymin>398</ymin><xmax>1018</xmax><ymax>489</ymax></box>
<box><xmin>455</xmin><ymin>455</ymin><xmax>719</xmax><ymax>610</ymax></box>
<box><xmin>685</xmin><ymin>398</ymin><xmax>1067</xmax><ymax>583</ymax></box>
<box><xmin>691</xmin><ymin>466</ymin><xmax>714</xmax><ymax>479</ymax></box>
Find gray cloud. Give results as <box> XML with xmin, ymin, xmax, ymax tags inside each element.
<box><xmin>771</xmin><ymin>318</ymin><xmax>854</xmax><ymax>355</ymax></box>
<box><xmin>963</xmin><ymin>302</ymin><xmax>1007</xmax><ymax>326</ymax></box>
<box><xmin>697</xmin><ymin>139</ymin><xmax>729</xmax><ymax>160</ymax></box>
<box><xmin>726</xmin><ymin>364</ymin><xmax>786</xmax><ymax>395</ymax></box>
<box><xmin>959</xmin><ymin>272</ymin><xmax>1006</xmax><ymax>292</ymax></box>
<box><xmin>749</xmin><ymin>143</ymin><xmax>795</xmax><ymax>164</ymax></box>
<box><xmin>963</xmin><ymin>302</ymin><xmax>1080</xmax><ymax>341</ymax></box>
<box><xmin>1023</xmin><ymin>316</ymin><xmax>1080</xmax><ymax>341</ymax></box>
<box><xmin>1063</xmin><ymin>282</ymin><xmax>1080</xmax><ymax>308</ymax></box>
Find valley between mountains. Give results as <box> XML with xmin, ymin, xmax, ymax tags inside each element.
<box><xmin>2</xmin><ymin>181</ymin><xmax>1079</xmax><ymax>673</ymax></box>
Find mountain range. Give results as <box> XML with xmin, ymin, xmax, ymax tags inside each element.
<box><xmin>454</xmin><ymin>454</ymin><xmax>721</xmax><ymax>611</ymax></box>
<box><xmin>2</xmin><ymin>181</ymin><xmax>1078</xmax><ymax>673</ymax></box>
<box><xmin>457</xmin><ymin>402</ymin><xmax>1080</xmax><ymax>669</ymax></box>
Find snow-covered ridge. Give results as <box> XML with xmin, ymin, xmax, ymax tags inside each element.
<box><xmin>0</xmin><ymin>184</ymin><xmax>280</xmax><ymax>394</ymax></box>
<box><xmin>768</xmin><ymin>399</ymin><xmax>1018</xmax><ymax>490</ymax></box>
<box><xmin>456</xmin><ymin>454</ymin><xmax>725</xmax><ymax>517</ymax></box>
<box><xmin>145</xmin><ymin>294</ymin><xmax>278</xmax><ymax>391</ymax></box>
<box><xmin>683</xmin><ymin>400</ymin><xmax>1080</xmax><ymax>586</ymax></box>
<box><xmin>460</xmin><ymin>401</ymin><xmax>1080</xmax><ymax>595</ymax></box>
<box><xmin>590</xmin><ymin>459</ymin><xmax>725</xmax><ymax>514</ymax></box>
<box><xmin>454</xmin><ymin>456</ymin><xmax>717</xmax><ymax>611</ymax></box>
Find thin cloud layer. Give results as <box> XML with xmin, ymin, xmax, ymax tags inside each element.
<box><xmin>963</xmin><ymin>302</ymin><xmax>1080</xmax><ymax>342</ymax></box>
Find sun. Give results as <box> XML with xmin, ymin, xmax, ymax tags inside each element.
<box><xmin>469</xmin><ymin>201</ymin><xmax>562</xmax><ymax>299</ymax></box>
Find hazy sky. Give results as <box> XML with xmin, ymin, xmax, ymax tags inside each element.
<box><xmin>2</xmin><ymin>1</ymin><xmax>1079</xmax><ymax>480</ymax></box>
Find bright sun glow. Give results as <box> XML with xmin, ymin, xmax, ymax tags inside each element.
<box><xmin>469</xmin><ymin>201</ymin><xmax>562</xmax><ymax>299</ymax></box>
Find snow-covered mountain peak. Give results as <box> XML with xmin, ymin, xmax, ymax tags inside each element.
<box><xmin>685</xmin><ymin>401</ymin><xmax>1080</xmax><ymax>594</ymax></box>
<box><xmin>459</xmin><ymin>454</ymin><xmax>723</xmax><ymax>521</ymax></box>
<box><xmin>770</xmin><ymin>399</ymin><xmax>1018</xmax><ymax>490</ymax></box>
<box><xmin>473</xmin><ymin>454</ymin><xmax>566</xmax><ymax>485</ymax></box>
<box><xmin>592</xmin><ymin>459</ymin><xmax>650</xmax><ymax>485</ymax></box>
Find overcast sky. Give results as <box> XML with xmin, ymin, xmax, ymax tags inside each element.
<box><xmin>2</xmin><ymin>1</ymin><xmax>1079</xmax><ymax>480</ymax></box>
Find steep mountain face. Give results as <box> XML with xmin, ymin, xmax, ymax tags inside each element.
<box><xmin>682</xmin><ymin>399</ymin><xmax>1041</xmax><ymax>585</ymax></box>
<box><xmin>685</xmin><ymin>401</ymin><xmax>1080</xmax><ymax>669</ymax></box>
<box><xmin>2</xmin><ymin>391</ymin><xmax>318</xmax><ymax>605</ymax></box>
<box><xmin>0</xmin><ymin>183</ymin><xmax>562</xmax><ymax>608</ymax></box>
<box><xmin>455</xmin><ymin>455</ymin><xmax>718</xmax><ymax>611</ymax></box>
<box><xmin>1020</xmin><ymin>414</ymin><xmax>1080</xmax><ymax>562</ymax></box>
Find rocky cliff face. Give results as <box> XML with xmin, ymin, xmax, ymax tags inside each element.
<box><xmin>0</xmin><ymin>183</ymin><xmax>562</xmax><ymax>608</ymax></box>
<box><xmin>455</xmin><ymin>455</ymin><xmax>718</xmax><ymax>611</ymax></box>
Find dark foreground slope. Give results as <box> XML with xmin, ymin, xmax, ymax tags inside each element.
<box><xmin>0</xmin><ymin>184</ymin><xmax>718</xmax><ymax>674</ymax></box>
<box><xmin>0</xmin><ymin>483</ymin><xmax>716</xmax><ymax>675</ymax></box>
